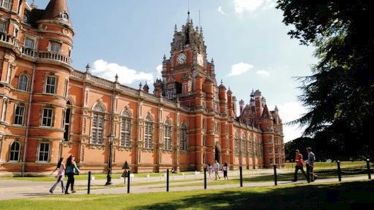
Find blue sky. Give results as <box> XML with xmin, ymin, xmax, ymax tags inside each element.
<box><xmin>33</xmin><ymin>0</ymin><xmax>318</xmax><ymax>143</ymax></box>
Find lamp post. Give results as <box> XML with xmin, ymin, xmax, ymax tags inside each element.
<box><xmin>105</xmin><ymin>134</ymin><xmax>114</xmax><ymax>185</ymax></box>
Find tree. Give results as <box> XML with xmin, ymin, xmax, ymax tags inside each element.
<box><xmin>276</xmin><ymin>0</ymin><xmax>374</xmax><ymax>159</ymax></box>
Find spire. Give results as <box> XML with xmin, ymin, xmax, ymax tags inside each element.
<box><xmin>41</xmin><ymin>0</ymin><xmax>72</xmax><ymax>28</ymax></box>
<box><xmin>187</xmin><ymin>10</ymin><xmax>190</xmax><ymax>23</ymax></box>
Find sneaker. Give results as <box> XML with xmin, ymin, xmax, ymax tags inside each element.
<box><xmin>49</xmin><ymin>190</ymin><xmax>53</xmax><ymax>194</ymax></box>
<box><xmin>65</xmin><ymin>192</ymin><xmax>69</xmax><ymax>195</ymax></box>
<box><xmin>292</xmin><ymin>180</ymin><xmax>297</xmax><ymax>182</ymax></box>
<box><xmin>72</xmin><ymin>190</ymin><xmax>76</xmax><ymax>193</ymax></box>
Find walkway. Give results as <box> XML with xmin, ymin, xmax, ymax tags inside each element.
<box><xmin>0</xmin><ymin>169</ymin><xmax>370</xmax><ymax>201</ymax></box>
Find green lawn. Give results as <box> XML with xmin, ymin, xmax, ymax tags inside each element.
<box><xmin>0</xmin><ymin>180</ymin><xmax>373</xmax><ymax>210</ymax></box>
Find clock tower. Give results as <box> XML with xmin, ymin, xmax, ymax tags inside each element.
<box><xmin>161</xmin><ymin>12</ymin><xmax>217</xmax><ymax>109</ymax></box>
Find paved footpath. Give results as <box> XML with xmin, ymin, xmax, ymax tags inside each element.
<box><xmin>0</xmin><ymin>170</ymin><xmax>371</xmax><ymax>201</ymax></box>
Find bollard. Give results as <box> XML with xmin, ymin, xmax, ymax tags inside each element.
<box><xmin>367</xmin><ymin>159</ymin><xmax>371</xmax><ymax>180</ymax></box>
<box><xmin>337</xmin><ymin>160</ymin><xmax>342</xmax><ymax>181</ymax></box>
<box><xmin>87</xmin><ymin>171</ymin><xmax>91</xmax><ymax>194</ymax></box>
<box><xmin>240</xmin><ymin>166</ymin><xmax>243</xmax><ymax>187</ymax></box>
<box><xmin>166</xmin><ymin>169</ymin><xmax>169</xmax><ymax>192</ymax></box>
<box><xmin>127</xmin><ymin>170</ymin><xmax>130</xmax><ymax>193</ymax></box>
<box><xmin>204</xmin><ymin>167</ymin><xmax>207</xmax><ymax>189</ymax></box>
<box><xmin>273</xmin><ymin>165</ymin><xmax>277</xmax><ymax>186</ymax></box>
<box><xmin>146</xmin><ymin>174</ymin><xmax>150</xmax><ymax>182</ymax></box>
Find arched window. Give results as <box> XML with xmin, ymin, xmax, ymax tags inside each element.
<box><xmin>120</xmin><ymin>111</ymin><xmax>131</xmax><ymax>147</ymax></box>
<box><xmin>164</xmin><ymin>119</ymin><xmax>172</xmax><ymax>150</ymax></box>
<box><xmin>18</xmin><ymin>74</ymin><xmax>28</xmax><ymax>91</ymax></box>
<box><xmin>144</xmin><ymin>114</ymin><xmax>153</xmax><ymax>149</ymax></box>
<box><xmin>91</xmin><ymin>104</ymin><xmax>104</xmax><ymax>144</ymax></box>
<box><xmin>9</xmin><ymin>142</ymin><xmax>20</xmax><ymax>162</ymax></box>
<box><xmin>180</xmin><ymin>123</ymin><xmax>188</xmax><ymax>151</ymax></box>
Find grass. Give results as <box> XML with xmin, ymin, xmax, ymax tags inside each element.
<box><xmin>0</xmin><ymin>180</ymin><xmax>373</xmax><ymax>209</ymax></box>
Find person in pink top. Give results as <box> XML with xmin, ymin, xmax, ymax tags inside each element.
<box><xmin>49</xmin><ymin>157</ymin><xmax>65</xmax><ymax>194</ymax></box>
<box><xmin>292</xmin><ymin>149</ymin><xmax>308</xmax><ymax>182</ymax></box>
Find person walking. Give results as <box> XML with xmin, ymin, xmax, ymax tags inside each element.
<box><xmin>64</xmin><ymin>155</ymin><xmax>80</xmax><ymax>194</ymax></box>
<box><xmin>222</xmin><ymin>162</ymin><xmax>228</xmax><ymax>180</ymax></box>
<box><xmin>213</xmin><ymin>160</ymin><xmax>221</xmax><ymax>180</ymax></box>
<box><xmin>206</xmin><ymin>163</ymin><xmax>213</xmax><ymax>180</ymax></box>
<box><xmin>292</xmin><ymin>149</ymin><xmax>308</xmax><ymax>182</ymax></box>
<box><xmin>306</xmin><ymin>147</ymin><xmax>316</xmax><ymax>182</ymax></box>
<box><xmin>122</xmin><ymin>160</ymin><xmax>130</xmax><ymax>183</ymax></box>
<box><xmin>49</xmin><ymin>157</ymin><xmax>65</xmax><ymax>194</ymax></box>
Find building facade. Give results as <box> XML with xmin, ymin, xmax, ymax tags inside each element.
<box><xmin>0</xmin><ymin>0</ymin><xmax>285</xmax><ymax>175</ymax></box>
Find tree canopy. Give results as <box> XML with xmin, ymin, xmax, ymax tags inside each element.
<box><xmin>276</xmin><ymin>0</ymin><xmax>374</xmax><ymax>159</ymax></box>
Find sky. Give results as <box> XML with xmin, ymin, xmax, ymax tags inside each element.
<box><xmin>33</xmin><ymin>0</ymin><xmax>318</xmax><ymax>143</ymax></box>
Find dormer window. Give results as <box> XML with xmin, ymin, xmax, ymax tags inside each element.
<box><xmin>60</xmin><ymin>11</ymin><xmax>69</xmax><ymax>20</ymax></box>
<box><xmin>23</xmin><ymin>14</ymin><xmax>29</xmax><ymax>23</ymax></box>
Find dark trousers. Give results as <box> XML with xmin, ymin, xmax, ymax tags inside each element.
<box><xmin>307</xmin><ymin>165</ymin><xmax>315</xmax><ymax>181</ymax></box>
<box><xmin>65</xmin><ymin>173</ymin><xmax>75</xmax><ymax>193</ymax></box>
<box><xmin>293</xmin><ymin>165</ymin><xmax>308</xmax><ymax>181</ymax></box>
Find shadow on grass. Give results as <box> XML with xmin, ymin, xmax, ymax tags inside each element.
<box><xmin>128</xmin><ymin>181</ymin><xmax>374</xmax><ymax>210</ymax></box>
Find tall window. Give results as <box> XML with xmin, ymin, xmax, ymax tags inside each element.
<box><xmin>9</xmin><ymin>142</ymin><xmax>20</xmax><ymax>162</ymax></box>
<box><xmin>1</xmin><ymin>98</ymin><xmax>8</xmax><ymax>121</ymax></box>
<box><xmin>0</xmin><ymin>0</ymin><xmax>11</xmax><ymax>10</ymax></box>
<box><xmin>91</xmin><ymin>105</ymin><xmax>104</xmax><ymax>144</ymax></box>
<box><xmin>234</xmin><ymin>133</ymin><xmax>239</xmax><ymax>155</ymax></box>
<box><xmin>180</xmin><ymin>124</ymin><xmax>187</xmax><ymax>151</ymax></box>
<box><xmin>49</xmin><ymin>41</ymin><xmax>61</xmax><ymax>52</ymax></box>
<box><xmin>63</xmin><ymin>101</ymin><xmax>71</xmax><ymax>141</ymax></box>
<box><xmin>45</xmin><ymin>75</ymin><xmax>57</xmax><ymax>94</ymax></box>
<box><xmin>0</xmin><ymin>21</ymin><xmax>5</xmax><ymax>32</ymax></box>
<box><xmin>38</xmin><ymin>142</ymin><xmax>50</xmax><ymax>162</ymax></box>
<box><xmin>164</xmin><ymin>119</ymin><xmax>172</xmax><ymax>150</ymax></box>
<box><xmin>18</xmin><ymin>74</ymin><xmax>28</xmax><ymax>91</ymax></box>
<box><xmin>42</xmin><ymin>108</ymin><xmax>53</xmax><ymax>127</ymax></box>
<box><xmin>144</xmin><ymin>115</ymin><xmax>153</xmax><ymax>149</ymax></box>
<box><xmin>120</xmin><ymin>111</ymin><xmax>131</xmax><ymax>147</ymax></box>
<box><xmin>14</xmin><ymin>104</ymin><xmax>25</xmax><ymax>125</ymax></box>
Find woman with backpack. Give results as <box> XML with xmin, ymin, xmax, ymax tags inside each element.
<box><xmin>64</xmin><ymin>155</ymin><xmax>80</xmax><ymax>194</ymax></box>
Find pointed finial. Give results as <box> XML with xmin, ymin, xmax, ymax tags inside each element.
<box><xmin>174</xmin><ymin>24</ymin><xmax>177</xmax><ymax>32</ymax></box>
<box><xmin>211</xmin><ymin>58</ymin><xmax>214</xmax><ymax>64</ymax></box>
<box><xmin>115</xmin><ymin>74</ymin><xmax>118</xmax><ymax>82</ymax></box>
<box><xmin>221</xmin><ymin>80</ymin><xmax>223</xmax><ymax>85</ymax></box>
<box><xmin>85</xmin><ymin>63</ymin><xmax>90</xmax><ymax>72</ymax></box>
<box><xmin>139</xmin><ymin>82</ymin><xmax>142</xmax><ymax>90</ymax></box>
<box><xmin>163</xmin><ymin>54</ymin><xmax>166</xmax><ymax>61</ymax></box>
<box><xmin>31</xmin><ymin>0</ymin><xmax>38</xmax><ymax>9</ymax></box>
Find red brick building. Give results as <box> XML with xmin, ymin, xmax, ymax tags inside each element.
<box><xmin>0</xmin><ymin>0</ymin><xmax>285</xmax><ymax>175</ymax></box>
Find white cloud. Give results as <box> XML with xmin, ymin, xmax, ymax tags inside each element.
<box><xmin>156</xmin><ymin>64</ymin><xmax>162</xmax><ymax>78</ymax></box>
<box><xmin>228</xmin><ymin>62</ymin><xmax>254</xmax><ymax>76</ymax></box>
<box><xmin>233</xmin><ymin>0</ymin><xmax>275</xmax><ymax>13</ymax></box>
<box><xmin>91</xmin><ymin>59</ymin><xmax>154</xmax><ymax>85</ymax></box>
<box><xmin>256</xmin><ymin>70</ymin><xmax>270</xmax><ymax>76</ymax></box>
<box><xmin>217</xmin><ymin>6</ymin><xmax>227</xmax><ymax>15</ymax></box>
